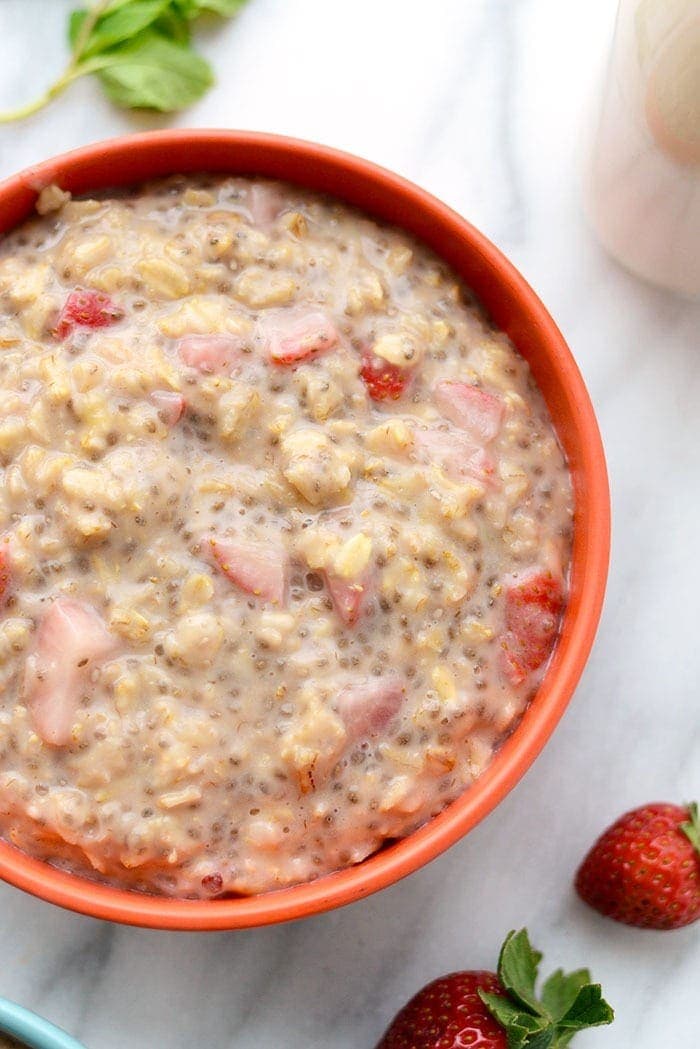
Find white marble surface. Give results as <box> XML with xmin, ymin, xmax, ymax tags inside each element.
<box><xmin>0</xmin><ymin>1</ymin><xmax>698</xmax><ymax>1046</ymax></box>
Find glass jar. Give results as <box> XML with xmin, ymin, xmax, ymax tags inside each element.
<box><xmin>588</xmin><ymin>0</ymin><xmax>700</xmax><ymax>298</ymax></box>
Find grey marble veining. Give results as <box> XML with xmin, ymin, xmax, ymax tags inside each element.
<box><xmin>0</xmin><ymin>1</ymin><xmax>698</xmax><ymax>1046</ymax></box>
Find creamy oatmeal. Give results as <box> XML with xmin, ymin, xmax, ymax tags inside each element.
<box><xmin>0</xmin><ymin>177</ymin><xmax>573</xmax><ymax>896</ymax></box>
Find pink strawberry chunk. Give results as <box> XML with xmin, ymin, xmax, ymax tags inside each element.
<box><xmin>324</xmin><ymin>570</ymin><xmax>370</xmax><ymax>627</ymax></box>
<box><xmin>209</xmin><ymin>536</ymin><xmax>286</xmax><ymax>604</ymax></box>
<box><xmin>413</xmin><ymin>428</ymin><xmax>496</xmax><ymax>486</ymax></box>
<box><xmin>248</xmin><ymin>183</ymin><xmax>283</xmax><ymax>226</ymax></box>
<box><xmin>336</xmin><ymin>676</ymin><xmax>406</xmax><ymax>739</ymax></box>
<box><xmin>434</xmin><ymin>381</ymin><xmax>504</xmax><ymax>443</ymax></box>
<box><xmin>54</xmin><ymin>290</ymin><xmax>123</xmax><ymax>340</ymax></box>
<box><xmin>177</xmin><ymin>334</ymin><xmax>243</xmax><ymax>374</ymax></box>
<box><xmin>267</xmin><ymin>312</ymin><xmax>338</xmax><ymax>365</ymax></box>
<box><xmin>501</xmin><ymin>570</ymin><xmax>565</xmax><ymax>685</ymax></box>
<box><xmin>25</xmin><ymin>598</ymin><xmax>118</xmax><ymax>747</ymax></box>
<box><xmin>150</xmin><ymin>390</ymin><xmax>185</xmax><ymax>426</ymax></box>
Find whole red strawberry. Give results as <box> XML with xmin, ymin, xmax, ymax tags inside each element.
<box><xmin>375</xmin><ymin>929</ymin><xmax>613</xmax><ymax>1049</ymax></box>
<box><xmin>576</xmin><ymin>801</ymin><xmax>700</xmax><ymax>929</ymax></box>
<box><xmin>376</xmin><ymin>970</ymin><xmax>506</xmax><ymax>1049</ymax></box>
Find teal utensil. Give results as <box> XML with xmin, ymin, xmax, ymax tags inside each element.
<box><xmin>0</xmin><ymin>998</ymin><xmax>86</xmax><ymax>1049</ymax></box>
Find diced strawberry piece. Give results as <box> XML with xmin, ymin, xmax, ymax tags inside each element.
<box><xmin>500</xmin><ymin>570</ymin><xmax>565</xmax><ymax>684</ymax></box>
<box><xmin>500</xmin><ymin>641</ymin><xmax>529</xmax><ymax>687</ymax></box>
<box><xmin>54</xmin><ymin>290</ymin><xmax>123</xmax><ymax>340</ymax></box>
<box><xmin>360</xmin><ymin>351</ymin><xmax>410</xmax><ymax>401</ymax></box>
<box><xmin>25</xmin><ymin>598</ymin><xmax>118</xmax><ymax>747</ymax></box>
<box><xmin>506</xmin><ymin>571</ymin><xmax>564</xmax><ymax>647</ymax></box>
<box><xmin>434</xmin><ymin>381</ymin><xmax>504</xmax><ymax>442</ymax></box>
<box><xmin>150</xmin><ymin>390</ymin><xmax>185</xmax><ymax>426</ymax></box>
<box><xmin>413</xmin><ymin>428</ymin><xmax>496</xmax><ymax>486</ymax></box>
<box><xmin>336</xmin><ymin>676</ymin><xmax>406</xmax><ymax>738</ymax></box>
<box><xmin>248</xmin><ymin>183</ymin><xmax>283</xmax><ymax>226</ymax></box>
<box><xmin>177</xmin><ymin>334</ymin><xmax>242</xmax><ymax>374</ymax></box>
<box><xmin>324</xmin><ymin>570</ymin><xmax>369</xmax><ymax>626</ymax></box>
<box><xmin>201</xmin><ymin>872</ymin><xmax>224</xmax><ymax>895</ymax></box>
<box><xmin>209</xmin><ymin>536</ymin><xmax>286</xmax><ymax>604</ymax></box>
<box><xmin>267</xmin><ymin>312</ymin><xmax>338</xmax><ymax>365</ymax></box>
<box><xmin>0</xmin><ymin>547</ymin><xmax>10</xmax><ymax>607</ymax></box>
<box><xmin>471</xmin><ymin>447</ymin><xmax>497</xmax><ymax>482</ymax></box>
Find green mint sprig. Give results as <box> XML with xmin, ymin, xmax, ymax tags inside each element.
<box><xmin>0</xmin><ymin>0</ymin><xmax>248</xmax><ymax>122</ymax></box>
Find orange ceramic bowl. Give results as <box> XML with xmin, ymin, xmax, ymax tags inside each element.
<box><xmin>0</xmin><ymin>131</ymin><xmax>610</xmax><ymax>930</ymax></box>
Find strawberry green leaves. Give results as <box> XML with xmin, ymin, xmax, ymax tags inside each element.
<box><xmin>497</xmin><ymin>928</ymin><xmax>544</xmax><ymax>1014</ymax></box>
<box><xmin>0</xmin><ymin>0</ymin><xmax>249</xmax><ymax>123</ymax></box>
<box><xmin>540</xmin><ymin>969</ymin><xmax>592</xmax><ymax>1022</ymax></box>
<box><xmin>680</xmin><ymin>801</ymin><xmax>700</xmax><ymax>854</ymax></box>
<box><xmin>479</xmin><ymin>930</ymin><xmax>614</xmax><ymax>1049</ymax></box>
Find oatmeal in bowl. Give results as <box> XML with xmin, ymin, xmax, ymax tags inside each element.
<box><xmin>0</xmin><ymin>132</ymin><xmax>608</xmax><ymax>927</ymax></box>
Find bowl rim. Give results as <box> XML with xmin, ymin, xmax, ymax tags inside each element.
<box><xmin>0</xmin><ymin>129</ymin><xmax>610</xmax><ymax>930</ymax></box>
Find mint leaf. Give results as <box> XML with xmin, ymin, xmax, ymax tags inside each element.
<box><xmin>557</xmin><ymin>985</ymin><xmax>615</xmax><ymax>1030</ymax></box>
<box><xmin>153</xmin><ymin>9</ymin><xmax>192</xmax><ymax>44</ymax></box>
<box><xmin>175</xmin><ymin>0</ymin><xmax>248</xmax><ymax>15</ymax></box>
<box><xmin>540</xmin><ymin>969</ymin><xmax>591</xmax><ymax>1022</ymax></box>
<box><xmin>1</xmin><ymin>0</ymin><xmax>249</xmax><ymax>123</ymax></box>
<box><xmin>681</xmin><ymin>802</ymin><xmax>700</xmax><ymax>854</ymax></box>
<box><xmin>69</xmin><ymin>0</ymin><xmax>172</xmax><ymax>57</ymax></box>
<box><xmin>498</xmin><ymin>930</ymin><xmax>545</xmax><ymax>1015</ymax></box>
<box><xmin>68</xmin><ymin>9</ymin><xmax>87</xmax><ymax>48</ymax></box>
<box><xmin>96</xmin><ymin>32</ymin><xmax>214</xmax><ymax>110</ymax></box>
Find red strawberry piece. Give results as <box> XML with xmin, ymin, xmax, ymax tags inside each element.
<box><xmin>267</xmin><ymin>312</ymin><xmax>338</xmax><ymax>365</ymax></box>
<box><xmin>576</xmin><ymin>801</ymin><xmax>700</xmax><ymax>929</ymax></box>
<box><xmin>177</xmin><ymin>333</ymin><xmax>242</xmax><ymax>374</ymax></box>
<box><xmin>150</xmin><ymin>390</ymin><xmax>185</xmax><ymax>426</ymax></box>
<box><xmin>24</xmin><ymin>598</ymin><xmax>118</xmax><ymax>747</ymax></box>
<box><xmin>434</xmin><ymin>381</ymin><xmax>504</xmax><ymax>442</ymax></box>
<box><xmin>500</xmin><ymin>570</ymin><xmax>564</xmax><ymax>685</ymax></box>
<box><xmin>360</xmin><ymin>350</ymin><xmax>410</xmax><ymax>401</ymax></box>
<box><xmin>54</xmin><ymin>289</ymin><xmax>123</xmax><ymax>339</ymax></box>
<box><xmin>336</xmin><ymin>675</ymin><xmax>406</xmax><ymax>739</ymax></box>
<box><xmin>201</xmin><ymin>872</ymin><xmax>224</xmax><ymax>895</ymax></box>
<box><xmin>209</xmin><ymin>535</ymin><xmax>286</xmax><ymax>604</ymax></box>
<box><xmin>376</xmin><ymin>928</ymin><xmax>614</xmax><ymax>1049</ymax></box>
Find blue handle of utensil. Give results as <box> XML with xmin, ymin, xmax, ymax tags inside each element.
<box><xmin>0</xmin><ymin>998</ymin><xmax>86</xmax><ymax>1049</ymax></box>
